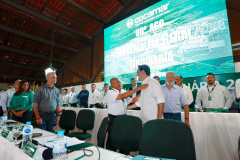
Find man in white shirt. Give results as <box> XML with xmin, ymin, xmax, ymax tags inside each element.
<box><xmin>175</xmin><ymin>75</ymin><xmax>193</xmax><ymax>105</ymax></box>
<box><xmin>105</xmin><ymin>77</ymin><xmax>148</xmax><ymax>151</ymax></box>
<box><xmin>100</xmin><ymin>83</ymin><xmax>109</xmax><ymax>108</ymax></box>
<box><xmin>69</xmin><ymin>86</ymin><xmax>79</xmax><ymax>107</ymax></box>
<box><xmin>0</xmin><ymin>80</ymin><xmax>21</xmax><ymax>115</ymax></box>
<box><xmin>62</xmin><ymin>89</ymin><xmax>69</xmax><ymax>107</ymax></box>
<box><xmin>128</xmin><ymin>65</ymin><xmax>165</xmax><ymax>124</ymax></box>
<box><xmin>89</xmin><ymin>84</ymin><xmax>101</xmax><ymax>108</ymax></box>
<box><xmin>196</xmin><ymin>73</ymin><xmax>233</xmax><ymax>110</ymax></box>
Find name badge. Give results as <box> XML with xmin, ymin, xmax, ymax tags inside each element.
<box><xmin>22</xmin><ymin>96</ymin><xmax>28</xmax><ymax>98</ymax></box>
<box><xmin>1</xmin><ymin>129</ymin><xmax>10</xmax><ymax>138</ymax></box>
<box><xmin>23</xmin><ymin>142</ymin><xmax>38</xmax><ymax>158</ymax></box>
<box><xmin>208</xmin><ymin>96</ymin><xmax>211</xmax><ymax>101</ymax></box>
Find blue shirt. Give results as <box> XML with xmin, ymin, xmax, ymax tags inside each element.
<box><xmin>77</xmin><ymin>90</ymin><xmax>89</xmax><ymax>103</ymax></box>
<box><xmin>161</xmin><ymin>84</ymin><xmax>188</xmax><ymax>113</ymax></box>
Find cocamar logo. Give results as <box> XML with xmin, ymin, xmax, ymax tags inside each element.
<box><xmin>126</xmin><ymin>2</ymin><xmax>170</xmax><ymax>28</ymax></box>
<box><xmin>127</xmin><ymin>19</ymin><xmax>134</xmax><ymax>28</ymax></box>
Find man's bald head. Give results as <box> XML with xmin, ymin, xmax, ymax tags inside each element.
<box><xmin>110</xmin><ymin>78</ymin><xmax>121</xmax><ymax>90</ymax></box>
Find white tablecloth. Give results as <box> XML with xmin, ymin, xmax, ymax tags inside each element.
<box><xmin>0</xmin><ymin>122</ymin><xmax>126</xmax><ymax>160</ymax></box>
<box><xmin>55</xmin><ymin>107</ymin><xmax>240</xmax><ymax>160</ymax></box>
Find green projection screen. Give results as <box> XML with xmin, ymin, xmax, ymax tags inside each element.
<box><xmin>104</xmin><ymin>0</ymin><xmax>234</xmax><ymax>84</ymax></box>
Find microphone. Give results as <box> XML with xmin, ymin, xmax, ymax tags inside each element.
<box><xmin>42</xmin><ymin>148</ymin><xmax>53</xmax><ymax>160</ymax></box>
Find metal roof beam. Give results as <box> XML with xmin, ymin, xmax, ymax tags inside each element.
<box><xmin>0</xmin><ymin>45</ymin><xmax>66</xmax><ymax>64</ymax></box>
<box><xmin>1</xmin><ymin>0</ymin><xmax>91</xmax><ymax>39</ymax></box>
<box><xmin>0</xmin><ymin>24</ymin><xmax>77</xmax><ymax>53</ymax></box>
<box><xmin>1</xmin><ymin>61</ymin><xmax>44</xmax><ymax>72</ymax></box>
<box><xmin>0</xmin><ymin>74</ymin><xmax>46</xmax><ymax>81</ymax></box>
<box><xmin>68</xmin><ymin>0</ymin><xmax>106</xmax><ymax>24</ymax></box>
<box><xmin>116</xmin><ymin>0</ymin><xmax>127</xmax><ymax>6</ymax></box>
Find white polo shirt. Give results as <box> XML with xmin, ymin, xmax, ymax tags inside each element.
<box><xmin>105</xmin><ymin>88</ymin><xmax>132</xmax><ymax>116</ymax></box>
<box><xmin>135</xmin><ymin>76</ymin><xmax>165</xmax><ymax>124</ymax></box>
<box><xmin>62</xmin><ymin>94</ymin><xmax>70</xmax><ymax>105</ymax></box>
<box><xmin>89</xmin><ymin>90</ymin><xmax>101</xmax><ymax>105</ymax></box>
<box><xmin>69</xmin><ymin>91</ymin><xmax>79</xmax><ymax>104</ymax></box>
<box><xmin>181</xmin><ymin>84</ymin><xmax>193</xmax><ymax>105</ymax></box>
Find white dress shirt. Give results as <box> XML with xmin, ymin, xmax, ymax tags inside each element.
<box><xmin>0</xmin><ymin>88</ymin><xmax>16</xmax><ymax>111</ymax></box>
<box><xmin>235</xmin><ymin>79</ymin><xmax>240</xmax><ymax>99</ymax></box>
<box><xmin>89</xmin><ymin>90</ymin><xmax>100</xmax><ymax>105</ymax></box>
<box><xmin>196</xmin><ymin>83</ymin><xmax>233</xmax><ymax>109</ymax></box>
<box><xmin>135</xmin><ymin>76</ymin><xmax>165</xmax><ymax>124</ymax></box>
<box><xmin>130</xmin><ymin>85</ymin><xmax>137</xmax><ymax>98</ymax></box>
<box><xmin>62</xmin><ymin>94</ymin><xmax>70</xmax><ymax>105</ymax></box>
<box><xmin>181</xmin><ymin>84</ymin><xmax>194</xmax><ymax>105</ymax></box>
<box><xmin>100</xmin><ymin>90</ymin><xmax>109</xmax><ymax>104</ymax></box>
<box><xmin>105</xmin><ymin>88</ymin><xmax>132</xmax><ymax>115</ymax></box>
<box><xmin>69</xmin><ymin>91</ymin><xmax>79</xmax><ymax>104</ymax></box>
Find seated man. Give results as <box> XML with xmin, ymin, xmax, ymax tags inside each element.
<box><xmin>196</xmin><ymin>73</ymin><xmax>233</xmax><ymax>110</ymax></box>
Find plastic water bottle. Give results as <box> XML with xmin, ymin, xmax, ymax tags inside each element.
<box><xmin>194</xmin><ymin>101</ymin><xmax>199</xmax><ymax>112</ymax></box>
<box><xmin>21</xmin><ymin>121</ymin><xmax>33</xmax><ymax>150</ymax></box>
<box><xmin>53</xmin><ymin>131</ymin><xmax>67</xmax><ymax>159</ymax></box>
<box><xmin>1</xmin><ymin>113</ymin><xmax>8</xmax><ymax>124</ymax></box>
<box><xmin>0</xmin><ymin>113</ymin><xmax>8</xmax><ymax>131</ymax></box>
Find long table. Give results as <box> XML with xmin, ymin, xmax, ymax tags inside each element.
<box><xmin>0</xmin><ymin>121</ymin><xmax>126</xmax><ymax>160</ymax></box>
<box><xmin>55</xmin><ymin>107</ymin><xmax>240</xmax><ymax>160</ymax></box>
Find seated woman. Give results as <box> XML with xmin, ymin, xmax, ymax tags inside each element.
<box><xmin>9</xmin><ymin>80</ymin><xmax>34</xmax><ymax>123</ymax></box>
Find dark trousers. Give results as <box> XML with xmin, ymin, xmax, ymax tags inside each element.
<box><xmin>12</xmin><ymin>110</ymin><xmax>33</xmax><ymax>123</ymax></box>
<box><xmin>106</xmin><ymin>114</ymin><xmax>128</xmax><ymax>154</ymax></box>
<box><xmin>0</xmin><ymin>106</ymin><xmax>3</xmax><ymax>116</ymax></box>
<box><xmin>163</xmin><ymin>113</ymin><xmax>181</xmax><ymax>121</ymax></box>
<box><xmin>36</xmin><ymin>113</ymin><xmax>56</xmax><ymax>132</ymax></box>
<box><xmin>90</xmin><ymin>103</ymin><xmax>102</xmax><ymax>109</ymax></box>
<box><xmin>70</xmin><ymin>103</ymin><xmax>77</xmax><ymax>107</ymax></box>
<box><xmin>80</xmin><ymin>102</ymin><xmax>88</xmax><ymax>108</ymax></box>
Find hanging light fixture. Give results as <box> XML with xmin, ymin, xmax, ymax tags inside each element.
<box><xmin>45</xmin><ymin>30</ymin><xmax>57</xmax><ymax>77</ymax></box>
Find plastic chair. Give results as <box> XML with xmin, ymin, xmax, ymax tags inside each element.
<box><xmin>59</xmin><ymin>110</ymin><xmax>76</xmax><ymax>134</ymax></box>
<box><xmin>66</xmin><ymin>109</ymin><xmax>95</xmax><ymax>140</ymax></box>
<box><xmin>110</xmin><ymin>115</ymin><xmax>142</xmax><ymax>153</ymax></box>
<box><xmin>139</xmin><ymin>119</ymin><xmax>196</xmax><ymax>160</ymax></box>
<box><xmin>97</xmin><ymin>117</ymin><xmax>109</xmax><ymax>148</ymax></box>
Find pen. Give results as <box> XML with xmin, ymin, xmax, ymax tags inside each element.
<box><xmin>74</xmin><ymin>154</ymin><xmax>86</xmax><ymax>160</ymax></box>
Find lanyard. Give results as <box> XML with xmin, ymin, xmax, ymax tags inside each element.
<box><xmin>207</xmin><ymin>84</ymin><xmax>216</xmax><ymax>101</ymax></box>
<box><xmin>104</xmin><ymin>90</ymin><xmax>108</xmax><ymax>97</ymax></box>
<box><xmin>207</xmin><ymin>84</ymin><xmax>216</xmax><ymax>95</ymax></box>
<box><xmin>111</xmin><ymin>89</ymin><xmax>125</xmax><ymax>103</ymax></box>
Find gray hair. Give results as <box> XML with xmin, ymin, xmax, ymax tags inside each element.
<box><xmin>14</xmin><ymin>79</ymin><xmax>21</xmax><ymax>84</ymax></box>
<box><xmin>46</xmin><ymin>72</ymin><xmax>56</xmax><ymax>79</ymax></box>
<box><xmin>166</xmin><ymin>71</ymin><xmax>175</xmax><ymax>77</ymax></box>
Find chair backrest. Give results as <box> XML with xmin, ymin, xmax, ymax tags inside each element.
<box><xmin>97</xmin><ymin>117</ymin><xmax>109</xmax><ymax>148</ymax></box>
<box><xmin>139</xmin><ymin>119</ymin><xmax>196</xmax><ymax>160</ymax></box>
<box><xmin>76</xmin><ymin>109</ymin><xmax>95</xmax><ymax>133</ymax></box>
<box><xmin>59</xmin><ymin>110</ymin><xmax>76</xmax><ymax>134</ymax></box>
<box><xmin>111</xmin><ymin>115</ymin><xmax>142</xmax><ymax>152</ymax></box>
